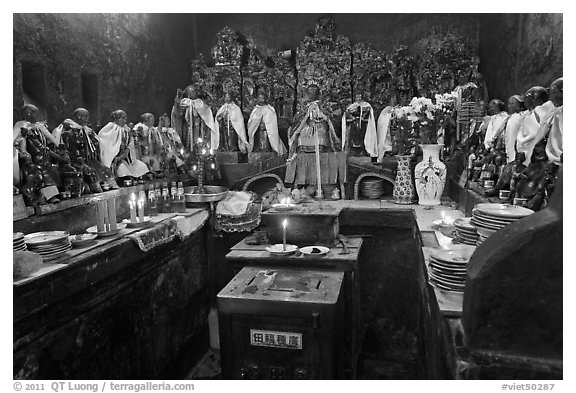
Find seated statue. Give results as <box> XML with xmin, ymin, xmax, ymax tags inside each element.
<box><xmin>288</xmin><ymin>84</ymin><xmax>341</xmax><ymax>156</ymax></box>
<box><xmin>485</xmin><ymin>152</ymin><xmax>526</xmax><ymax>197</ymax></box>
<box><xmin>55</xmin><ymin>108</ymin><xmax>117</xmax><ymax>193</ymax></box>
<box><xmin>516</xmin><ymin>86</ymin><xmax>555</xmax><ymax>165</ymax></box>
<box><xmin>134</xmin><ymin>113</ymin><xmax>165</xmax><ymax>174</ymax></box>
<box><xmin>14</xmin><ymin>104</ymin><xmax>70</xmax><ymax>204</ymax></box>
<box><xmin>512</xmin><ymin>142</ymin><xmax>549</xmax><ymax>211</ymax></box>
<box><xmin>490</xmin><ymin>94</ymin><xmax>527</xmax><ymax>163</ymax></box>
<box><xmin>98</xmin><ymin>110</ymin><xmax>149</xmax><ymax>182</ymax></box>
<box><xmin>215</xmin><ymin>92</ymin><xmax>249</xmax><ymax>153</ymax></box>
<box><xmin>247</xmin><ymin>91</ymin><xmax>286</xmax><ymax>155</ymax></box>
<box><xmin>157</xmin><ymin>113</ymin><xmax>186</xmax><ymax>173</ymax></box>
<box><xmin>171</xmin><ymin>85</ymin><xmax>217</xmax><ymax>150</ymax></box>
<box><xmin>481</xmin><ymin>99</ymin><xmax>508</xmax><ymax>149</ymax></box>
<box><xmin>342</xmin><ymin>92</ymin><xmax>378</xmax><ymax>158</ymax></box>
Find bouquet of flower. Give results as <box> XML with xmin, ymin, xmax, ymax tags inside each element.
<box><xmin>392</xmin><ymin>105</ymin><xmax>418</xmax><ymax>155</ymax></box>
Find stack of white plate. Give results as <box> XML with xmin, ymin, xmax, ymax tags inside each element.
<box><xmin>428</xmin><ymin>246</ymin><xmax>475</xmax><ymax>292</ymax></box>
<box><xmin>453</xmin><ymin>218</ymin><xmax>479</xmax><ymax>245</ymax></box>
<box><xmin>471</xmin><ymin>203</ymin><xmax>534</xmax><ymax>245</ymax></box>
<box><xmin>13</xmin><ymin>232</ymin><xmax>27</xmax><ymax>252</ymax></box>
<box><xmin>24</xmin><ymin>231</ymin><xmax>72</xmax><ymax>261</ymax></box>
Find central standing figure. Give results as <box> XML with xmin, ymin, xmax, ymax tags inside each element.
<box><xmin>171</xmin><ymin>85</ymin><xmax>217</xmax><ymax>150</ymax></box>
<box><xmin>288</xmin><ymin>84</ymin><xmax>341</xmax><ymax>156</ymax></box>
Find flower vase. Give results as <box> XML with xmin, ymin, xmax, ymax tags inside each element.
<box><xmin>414</xmin><ymin>144</ymin><xmax>446</xmax><ymax>206</ymax></box>
<box><xmin>393</xmin><ymin>155</ymin><xmax>415</xmax><ymax>204</ymax></box>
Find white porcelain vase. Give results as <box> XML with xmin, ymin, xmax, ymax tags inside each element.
<box><xmin>414</xmin><ymin>144</ymin><xmax>446</xmax><ymax>206</ymax></box>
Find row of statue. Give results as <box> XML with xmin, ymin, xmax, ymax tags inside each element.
<box><xmin>465</xmin><ymin>77</ymin><xmax>563</xmax><ymax>211</ymax></box>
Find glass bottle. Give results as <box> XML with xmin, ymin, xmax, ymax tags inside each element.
<box><xmin>162</xmin><ymin>182</ymin><xmax>172</xmax><ymax>213</ymax></box>
<box><xmin>176</xmin><ymin>181</ymin><xmax>187</xmax><ymax>213</ymax></box>
<box><xmin>147</xmin><ymin>185</ymin><xmax>158</xmax><ymax>216</ymax></box>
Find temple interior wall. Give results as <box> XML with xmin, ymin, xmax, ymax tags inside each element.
<box><xmin>13</xmin><ymin>13</ymin><xmax>562</xmax><ymax>127</ymax></box>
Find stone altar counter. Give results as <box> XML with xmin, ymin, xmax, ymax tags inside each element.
<box><xmin>13</xmin><ymin>208</ymin><xmax>211</xmax><ymax>380</ymax></box>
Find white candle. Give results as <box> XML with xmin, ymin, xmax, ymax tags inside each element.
<box><xmin>282</xmin><ymin>219</ymin><xmax>287</xmax><ymax>251</ymax></box>
<box><xmin>129</xmin><ymin>193</ymin><xmax>137</xmax><ymax>223</ymax></box>
<box><xmin>137</xmin><ymin>198</ymin><xmax>145</xmax><ymax>223</ymax></box>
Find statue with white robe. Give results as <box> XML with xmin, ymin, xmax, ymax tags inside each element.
<box><xmin>171</xmin><ymin>85</ymin><xmax>217</xmax><ymax>150</ymax></box>
<box><xmin>247</xmin><ymin>92</ymin><xmax>286</xmax><ymax>155</ymax></box>
<box><xmin>516</xmin><ymin>86</ymin><xmax>555</xmax><ymax>165</ymax></box>
<box><xmin>98</xmin><ymin>110</ymin><xmax>149</xmax><ymax>179</ymax></box>
<box><xmin>341</xmin><ymin>93</ymin><xmax>379</xmax><ymax>158</ymax></box>
<box><xmin>214</xmin><ymin>92</ymin><xmax>249</xmax><ymax>152</ymax></box>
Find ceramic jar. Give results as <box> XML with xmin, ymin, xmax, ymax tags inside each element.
<box><xmin>393</xmin><ymin>155</ymin><xmax>415</xmax><ymax>204</ymax></box>
<box><xmin>414</xmin><ymin>144</ymin><xmax>446</xmax><ymax>206</ymax></box>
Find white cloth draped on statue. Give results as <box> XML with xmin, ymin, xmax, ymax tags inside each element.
<box><xmin>483</xmin><ymin>111</ymin><xmax>508</xmax><ymax>148</ymax></box>
<box><xmin>502</xmin><ymin>111</ymin><xmax>527</xmax><ymax>163</ymax></box>
<box><xmin>179</xmin><ymin>98</ymin><xmax>217</xmax><ymax>150</ymax></box>
<box><xmin>516</xmin><ymin>101</ymin><xmax>555</xmax><ymax>165</ymax></box>
<box><xmin>247</xmin><ymin>104</ymin><xmax>287</xmax><ymax>155</ymax></box>
<box><xmin>214</xmin><ymin>102</ymin><xmax>249</xmax><ymax>152</ymax></box>
<box><xmin>376</xmin><ymin>106</ymin><xmax>394</xmax><ymax>162</ymax></box>
<box><xmin>341</xmin><ymin>101</ymin><xmax>378</xmax><ymax>157</ymax></box>
<box><xmin>545</xmin><ymin>106</ymin><xmax>563</xmax><ymax>165</ymax></box>
<box><xmin>14</xmin><ymin>120</ymin><xmax>59</xmax><ymax>147</ymax></box>
<box><xmin>98</xmin><ymin>122</ymin><xmax>149</xmax><ymax>177</ymax></box>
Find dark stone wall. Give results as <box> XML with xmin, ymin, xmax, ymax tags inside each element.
<box><xmin>192</xmin><ymin>13</ymin><xmax>480</xmax><ymax>58</ymax></box>
<box><xmin>13</xmin><ymin>13</ymin><xmax>197</xmax><ymax>128</ymax></box>
<box><xmin>479</xmin><ymin>14</ymin><xmax>563</xmax><ymax>101</ymax></box>
<box><xmin>13</xmin><ymin>13</ymin><xmax>562</xmax><ymax>129</ymax></box>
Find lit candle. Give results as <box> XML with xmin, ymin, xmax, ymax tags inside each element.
<box><xmin>197</xmin><ymin>137</ymin><xmax>203</xmax><ymax>143</ymax></box>
<box><xmin>282</xmin><ymin>219</ymin><xmax>287</xmax><ymax>251</ymax></box>
<box><xmin>201</xmin><ymin>148</ymin><xmax>206</xmax><ymax>155</ymax></box>
<box><xmin>138</xmin><ymin>191</ymin><xmax>145</xmax><ymax>222</ymax></box>
<box><xmin>180</xmin><ymin>148</ymin><xmax>185</xmax><ymax>156</ymax></box>
<box><xmin>129</xmin><ymin>193</ymin><xmax>137</xmax><ymax>223</ymax></box>
<box><xmin>137</xmin><ymin>198</ymin><xmax>145</xmax><ymax>223</ymax></box>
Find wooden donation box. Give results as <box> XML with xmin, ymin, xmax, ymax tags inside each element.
<box><xmin>218</xmin><ymin>267</ymin><xmax>345</xmax><ymax>379</ymax></box>
<box><xmin>259</xmin><ymin>203</ymin><xmax>342</xmax><ymax>246</ymax></box>
<box><xmin>225</xmin><ymin>203</ymin><xmax>363</xmax><ymax>379</ymax></box>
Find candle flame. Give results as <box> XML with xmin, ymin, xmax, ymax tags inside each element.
<box><xmin>282</xmin><ymin>219</ymin><xmax>287</xmax><ymax>228</ymax></box>
<box><xmin>197</xmin><ymin>138</ymin><xmax>203</xmax><ymax>143</ymax></box>
<box><xmin>201</xmin><ymin>149</ymin><xmax>206</xmax><ymax>155</ymax></box>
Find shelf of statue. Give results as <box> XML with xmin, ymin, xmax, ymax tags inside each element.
<box><xmin>215</xmin><ymin>92</ymin><xmax>249</xmax><ymax>154</ymax></box>
<box><xmin>247</xmin><ymin>91</ymin><xmax>287</xmax><ymax>158</ymax></box>
<box><xmin>13</xmin><ymin>104</ymin><xmax>73</xmax><ymax>205</ymax></box>
<box><xmin>342</xmin><ymin>92</ymin><xmax>378</xmax><ymax>159</ymax></box>
<box><xmin>99</xmin><ymin>110</ymin><xmax>150</xmax><ymax>183</ymax></box>
<box><xmin>171</xmin><ymin>85</ymin><xmax>218</xmax><ymax>151</ymax></box>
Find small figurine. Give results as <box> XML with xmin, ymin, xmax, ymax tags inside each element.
<box><xmin>157</xmin><ymin>113</ymin><xmax>186</xmax><ymax>174</ymax></box>
<box><xmin>134</xmin><ymin>113</ymin><xmax>165</xmax><ymax>175</ymax></box>
<box><xmin>486</xmin><ymin>152</ymin><xmax>526</xmax><ymax>198</ymax></box>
